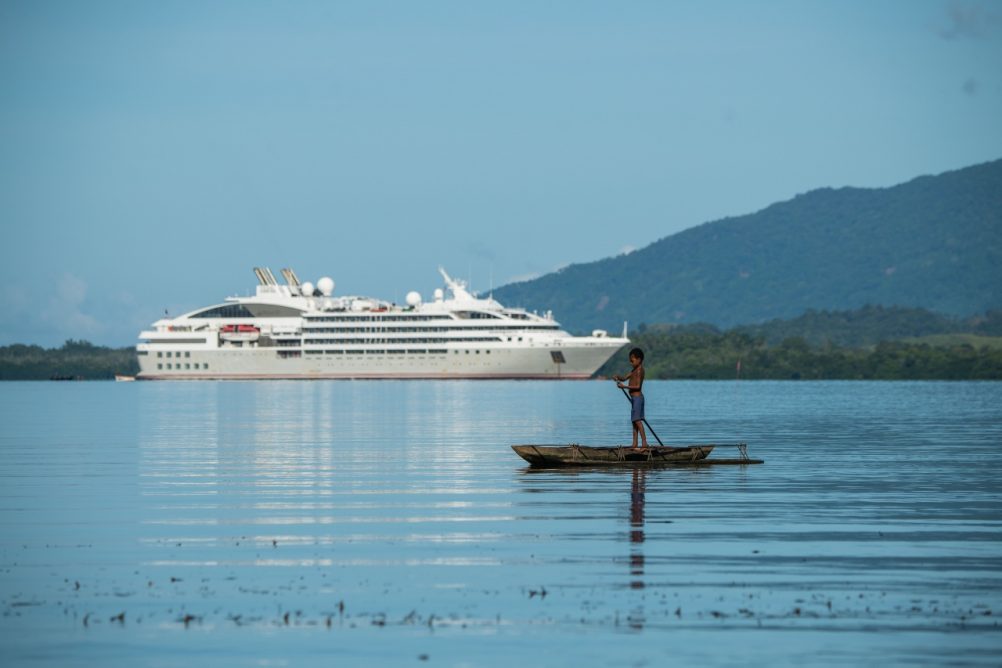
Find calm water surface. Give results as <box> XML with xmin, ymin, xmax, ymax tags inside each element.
<box><xmin>1</xmin><ymin>380</ymin><xmax>1000</xmax><ymax>666</ymax></box>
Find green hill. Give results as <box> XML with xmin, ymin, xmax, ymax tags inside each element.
<box><xmin>492</xmin><ymin>159</ymin><xmax>1002</xmax><ymax>333</ymax></box>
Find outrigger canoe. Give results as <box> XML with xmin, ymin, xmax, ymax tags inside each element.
<box><xmin>511</xmin><ymin>443</ymin><xmax>763</xmax><ymax>468</ymax></box>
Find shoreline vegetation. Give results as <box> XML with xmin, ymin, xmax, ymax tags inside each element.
<box><xmin>598</xmin><ymin>330</ymin><xmax>1002</xmax><ymax>380</ymax></box>
<box><xmin>598</xmin><ymin>307</ymin><xmax>1002</xmax><ymax>381</ymax></box>
<box><xmin>0</xmin><ymin>340</ymin><xmax>139</xmax><ymax>381</ymax></box>
<box><xmin>2</xmin><ymin>307</ymin><xmax>1001</xmax><ymax>381</ymax></box>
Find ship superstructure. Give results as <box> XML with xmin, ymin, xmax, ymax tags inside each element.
<box><xmin>136</xmin><ymin>267</ymin><xmax>627</xmax><ymax>379</ymax></box>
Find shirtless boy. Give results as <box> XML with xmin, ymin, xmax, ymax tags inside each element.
<box><xmin>614</xmin><ymin>348</ymin><xmax>648</xmax><ymax>448</ymax></box>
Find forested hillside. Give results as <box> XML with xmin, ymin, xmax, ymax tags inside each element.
<box><xmin>493</xmin><ymin>159</ymin><xmax>1002</xmax><ymax>333</ymax></box>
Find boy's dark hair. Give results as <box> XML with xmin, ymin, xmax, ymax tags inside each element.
<box><xmin>629</xmin><ymin>347</ymin><xmax>644</xmax><ymax>361</ymax></box>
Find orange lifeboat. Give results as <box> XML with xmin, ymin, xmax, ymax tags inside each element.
<box><xmin>219</xmin><ymin>324</ymin><xmax>260</xmax><ymax>342</ymax></box>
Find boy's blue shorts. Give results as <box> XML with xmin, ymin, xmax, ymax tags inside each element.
<box><xmin>630</xmin><ymin>395</ymin><xmax>645</xmax><ymax>423</ymax></box>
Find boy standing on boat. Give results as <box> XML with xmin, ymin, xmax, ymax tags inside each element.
<box><xmin>614</xmin><ymin>348</ymin><xmax>649</xmax><ymax>449</ymax></box>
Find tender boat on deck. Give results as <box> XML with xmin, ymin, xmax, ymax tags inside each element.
<box><xmin>219</xmin><ymin>324</ymin><xmax>261</xmax><ymax>343</ymax></box>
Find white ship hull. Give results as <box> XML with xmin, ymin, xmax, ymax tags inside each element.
<box><xmin>137</xmin><ymin>340</ymin><xmax>620</xmax><ymax>380</ymax></box>
<box><xmin>136</xmin><ymin>267</ymin><xmax>627</xmax><ymax>381</ymax></box>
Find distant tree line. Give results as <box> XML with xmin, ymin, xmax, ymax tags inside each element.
<box><xmin>0</xmin><ymin>340</ymin><xmax>138</xmax><ymax>380</ymax></box>
<box><xmin>732</xmin><ymin>305</ymin><xmax>1002</xmax><ymax>348</ymax></box>
<box><xmin>599</xmin><ymin>318</ymin><xmax>1002</xmax><ymax>381</ymax></box>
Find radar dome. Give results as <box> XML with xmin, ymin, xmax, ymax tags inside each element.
<box><xmin>405</xmin><ymin>291</ymin><xmax>422</xmax><ymax>307</ymax></box>
<box><xmin>317</xmin><ymin>277</ymin><xmax>335</xmax><ymax>296</ymax></box>
<box><xmin>434</xmin><ymin>288</ymin><xmax>444</xmax><ymax>301</ymax></box>
<box><xmin>300</xmin><ymin>281</ymin><xmax>315</xmax><ymax>297</ymax></box>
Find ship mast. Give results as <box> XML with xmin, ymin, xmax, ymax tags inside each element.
<box><xmin>438</xmin><ymin>266</ymin><xmax>474</xmax><ymax>301</ymax></box>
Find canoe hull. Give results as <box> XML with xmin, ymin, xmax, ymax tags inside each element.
<box><xmin>512</xmin><ymin>444</ymin><xmax>717</xmax><ymax>467</ymax></box>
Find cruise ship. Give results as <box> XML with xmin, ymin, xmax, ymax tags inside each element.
<box><xmin>136</xmin><ymin>267</ymin><xmax>628</xmax><ymax>380</ymax></box>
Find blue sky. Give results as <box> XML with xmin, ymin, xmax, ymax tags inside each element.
<box><xmin>2</xmin><ymin>1</ymin><xmax>1001</xmax><ymax>346</ymax></box>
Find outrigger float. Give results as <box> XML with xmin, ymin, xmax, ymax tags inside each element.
<box><xmin>511</xmin><ymin>443</ymin><xmax>763</xmax><ymax>468</ymax></box>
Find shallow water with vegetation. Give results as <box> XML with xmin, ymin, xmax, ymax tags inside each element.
<box><xmin>1</xmin><ymin>380</ymin><xmax>1000</xmax><ymax>666</ymax></box>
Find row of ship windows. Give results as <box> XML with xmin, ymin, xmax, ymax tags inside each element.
<box><xmin>306</xmin><ymin>315</ymin><xmax>453</xmax><ymax>322</ymax></box>
<box><xmin>148</xmin><ymin>341</ymin><xmax>519</xmax><ymax>359</ymax></box>
<box><xmin>298</xmin><ymin>337</ymin><xmax>504</xmax><ymax>345</ymax></box>
<box><xmin>300</xmin><ymin>325</ymin><xmax>558</xmax><ymax>333</ymax></box>
<box><xmin>150</xmin><ymin>350</ymin><xmax>503</xmax><ymax>362</ymax></box>
<box><xmin>304</xmin><ymin>312</ymin><xmax>534</xmax><ymax>322</ymax></box>
<box><xmin>277</xmin><ymin>349</ymin><xmax>491</xmax><ymax>358</ymax></box>
<box><xmin>275</xmin><ymin>337</ymin><xmax>524</xmax><ymax>346</ymax></box>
